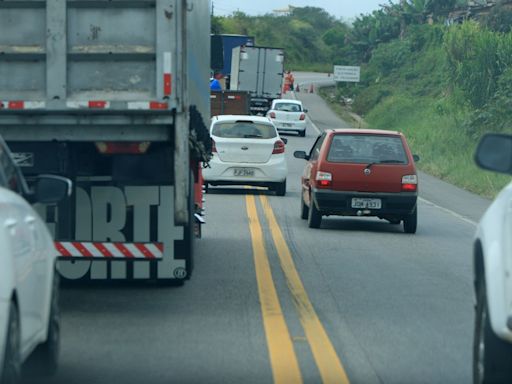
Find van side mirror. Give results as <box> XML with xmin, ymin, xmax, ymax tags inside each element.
<box><xmin>475</xmin><ymin>133</ymin><xmax>512</xmax><ymax>174</ymax></box>
<box><xmin>413</xmin><ymin>154</ymin><xmax>420</xmax><ymax>162</ymax></box>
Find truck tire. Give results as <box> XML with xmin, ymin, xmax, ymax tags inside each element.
<box><xmin>174</xmin><ymin>171</ymin><xmax>196</xmax><ymax>281</ymax></box>
<box><xmin>307</xmin><ymin>194</ymin><xmax>322</xmax><ymax>228</ymax></box>
<box><xmin>473</xmin><ymin>277</ymin><xmax>512</xmax><ymax>383</ymax></box>
<box><xmin>1</xmin><ymin>302</ymin><xmax>21</xmax><ymax>384</ymax></box>
<box><xmin>24</xmin><ymin>271</ymin><xmax>60</xmax><ymax>377</ymax></box>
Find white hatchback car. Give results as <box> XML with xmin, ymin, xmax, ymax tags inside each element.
<box><xmin>203</xmin><ymin>115</ymin><xmax>288</xmax><ymax>195</ymax></box>
<box><xmin>267</xmin><ymin>99</ymin><xmax>308</xmax><ymax>137</ymax></box>
<box><xmin>473</xmin><ymin>133</ymin><xmax>512</xmax><ymax>383</ymax></box>
<box><xmin>0</xmin><ymin>137</ymin><xmax>71</xmax><ymax>383</ymax></box>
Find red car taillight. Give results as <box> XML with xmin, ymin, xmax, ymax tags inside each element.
<box><xmin>272</xmin><ymin>140</ymin><xmax>285</xmax><ymax>154</ymax></box>
<box><xmin>299</xmin><ymin>113</ymin><xmax>306</xmax><ymax>121</ymax></box>
<box><xmin>401</xmin><ymin>175</ymin><xmax>418</xmax><ymax>192</ymax></box>
<box><xmin>316</xmin><ymin>171</ymin><xmax>332</xmax><ymax>187</ymax></box>
<box><xmin>211</xmin><ymin>139</ymin><xmax>217</xmax><ymax>153</ymax></box>
<box><xmin>269</xmin><ymin>111</ymin><xmax>276</xmax><ymax>119</ymax></box>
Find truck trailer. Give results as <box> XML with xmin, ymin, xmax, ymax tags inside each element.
<box><xmin>230</xmin><ymin>46</ymin><xmax>284</xmax><ymax>115</ymax></box>
<box><xmin>0</xmin><ymin>0</ymin><xmax>211</xmax><ymax>283</ymax></box>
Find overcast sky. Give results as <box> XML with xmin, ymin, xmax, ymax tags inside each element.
<box><xmin>212</xmin><ymin>0</ymin><xmax>386</xmax><ymax>21</ymax></box>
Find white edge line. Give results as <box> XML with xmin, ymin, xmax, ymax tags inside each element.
<box><xmin>419</xmin><ymin>197</ymin><xmax>477</xmax><ymax>227</ymax></box>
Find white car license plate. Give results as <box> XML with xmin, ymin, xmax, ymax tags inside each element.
<box><xmin>282</xmin><ymin>123</ymin><xmax>293</xmax><ymax>127</ymax></box>
<box><xmin>234</xmin><ymin>168</ymin><xmax>254</xmax><ymax>177</ymax></box>
<box><xmin>351</xmin><ymin>198</ymin><xmax>382</xmax><ymax>209</ymax></box>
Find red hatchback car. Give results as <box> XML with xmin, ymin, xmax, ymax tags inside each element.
<box><xmin>294</xmin><ymin>129</ymin><xmax>419</xmax><ymax>233</ymax></box>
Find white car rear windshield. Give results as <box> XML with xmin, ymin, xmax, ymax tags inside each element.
<box><xmin>212</xmin><ymin>121</ymin><xmax>277</xmax><ymax>139</ymax></box>
<box><xmin>327</xmin><ymin>134</ymin><xmax>408</xmax><ymax>164</ymax></box>
<box><xmin>273</xmin><ymin>103</ymin><xmax>302</xmax><ymax>112</ymax></box>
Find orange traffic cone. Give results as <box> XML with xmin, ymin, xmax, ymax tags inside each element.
<box><xmin>309</xmin><ymin>84</ymin><xmax>314</xmax><ymax>93</ymax></box>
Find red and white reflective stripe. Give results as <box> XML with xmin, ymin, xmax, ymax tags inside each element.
<box><xmin>227</xmin><ymin>95</ymin><xmax>242</xmax><ymax>100</ymax></box>
<box><xmin>163</xmin><ymin>51</ymin><xmax>172</xmax><ymax>96</ymax></box>
<box><xmin>127</xmin><ymin>101</ymin><xmax>168</xmax><ymax>110</ymax></box>
<box><xmin>55</xmin><ymin>241</ymin><xmax>163</xmax><ymax>259</ymax></box>
<box><xmin>0</xmin><ymin>101</ymin><xmax>45</xmax><ymax>110</ymax></box>
<box><xmin>66</xmin><ymin>101</ymin><xmax>110</xmax><ymax>109</ymax></box>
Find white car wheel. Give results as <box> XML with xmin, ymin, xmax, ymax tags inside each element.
<box><xmin>1</xmin><ymin>302</ymin><xmax>21</xmax><ymax>384</ymax></box>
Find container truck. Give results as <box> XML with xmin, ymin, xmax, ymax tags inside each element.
<box><xmin>230</xmin><ymin>46</ymin><xmax>284</xmax><ymax>115</ymax></box>
<box><xmin>210</xmin><ymin>34</ymin><xmax>255</xmax><ymax>78</ymax></box>
<box><xmin>0</xmin><ymin>0</ymin><xmax>211</xmax><ymax>283</ymax></box>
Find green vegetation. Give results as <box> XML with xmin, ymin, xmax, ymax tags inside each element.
<box><xmin>213</xmin><ymin>1</ymin><xmax>512</xmax><ymax>197</ymax></box>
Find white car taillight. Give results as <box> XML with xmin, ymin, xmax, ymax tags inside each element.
<box><xmin>316</xmin><ymin>171</ymin><xmax>332</xmax><ymax>187</ymax></box>
<box><xmin>402</xmin><ymin>174</ymin><xmax>418</xmax><ymax>192</ymax></box>
<box><xmin>211</xmin><ymin>138</ymin><xmax>217</xmax><ymax>153</ymax></box>
<box><xmin>299</xmin><ymin>113</ymin><xmax>306</xmax><ymax>121</ymax></box>
<box><xmin>272</xmin><ymin>140</ymin><xmax>285</xmax><ymax>154</ymax></box>
<box><xmin>269</xmin><ymin>111</ymin><xmax>276</xmax><ymax>119</ymax></box>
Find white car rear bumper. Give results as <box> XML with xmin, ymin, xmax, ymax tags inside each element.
<box><xmin>203</xmin><ymin>154</ymin><xmax>287</xmax><ymax>184</ymax></box>
<box><xmin>273</xmin><ymin>120</ymin><xmax>306</xmax><ymax>133</ymax></box>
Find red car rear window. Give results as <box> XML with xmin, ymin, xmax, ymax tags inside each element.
<box><xmin>327</xmin><ymin>134</ymin><xmax>408</xmax><ymax>164</ymax></box>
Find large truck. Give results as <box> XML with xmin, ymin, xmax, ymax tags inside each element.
<box><xmin>0</xmin><ymin>0</ymin><xmax>211</xmax><ymax>283</ymax></box>
<box><xmin>210</xmin><ymin>34</ymin><xmax>255</xmax><ymax>78</ymax></box>
<box><xmin>230</xmin><ymin>46</ymin><xmax>285</xmax><ymax>115</ymax></box>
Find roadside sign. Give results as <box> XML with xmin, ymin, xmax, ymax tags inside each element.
<box><xmin>333</xmin><ymin>65</ymin><xmax>360</xmax><ymax>83</ymax></box>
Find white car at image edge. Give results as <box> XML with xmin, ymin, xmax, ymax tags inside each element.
<box><xmin>203</xmin><ymin>115</ymin><xmax>288</xmax><ymax>195</ymax></box>
<box><xmin>472</xmin><ymin>133</ymin><xmax>512</xmax><ymax>384</ymax></box>
<box><xmin>0</xmin><ymin>136</ymin><xmax>71</xmax><ymax>383</ymax></box>
<box><xmin>267</xmin><ymin>99</ymin><xmax>308</xmax><ymax>137</ymax></box>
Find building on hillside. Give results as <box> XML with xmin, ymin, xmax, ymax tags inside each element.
<box><xmin>446</xmin><ymin>0</ymin><xmax>512</xmax><ymax>25</ymax></box>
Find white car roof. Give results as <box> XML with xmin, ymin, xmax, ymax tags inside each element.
<box><xmin>211</xmin><ymin>115</ymin><xmax>274</xmax><ymax>124</ymax></box>
<box><xmin>272</xmin><ymin>99</ymin><xmax>302</xmax><ymax>106</ymax></box>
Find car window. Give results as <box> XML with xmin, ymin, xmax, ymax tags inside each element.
<box><xmin>274</xmin><ymin>103</ymin><xmax>301</xmax><ymax>112</ymax></box>
<box><xmin>327</xmin><ymin>134</ymin><xmax>408</xmax><ymax>164</ymax></box>
<box><xmin>0</xmin><ymin>142</ymin><xmax>23</xmax><ymax>193</ymax></box>
<box><xmin>212</xmin><ymin>121</ymin><xmax>277</xmax><ymax>139</ymax></box>
<box><xmin>309</xmin><ymin>133</ymin><xmax>326</xmax><ymax>161</ymax></box>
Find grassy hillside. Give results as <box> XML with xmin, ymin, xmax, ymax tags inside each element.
<box><xmin>324</xmin><ymin>23</ymin><xmax>512</xmax><ymax>198</ymax></box>
<box><xmin>213</xmin><ymin>4</ymin><xmax>512</xmax><ymax>198</ymax></box>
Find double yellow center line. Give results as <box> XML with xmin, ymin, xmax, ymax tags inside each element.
<box><xmin>246</xmin><ymin>194</ymin><xmax>350</xmax><ymax>384</ymax></box>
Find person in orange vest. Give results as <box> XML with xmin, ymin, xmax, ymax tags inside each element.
<box><xmin>283</xmin><ymin>70</ymin><xmax>294</xmax><ymax>93</ymax></box>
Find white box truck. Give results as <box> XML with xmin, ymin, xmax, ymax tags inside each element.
<box><xmin>230</xmin><ymin>46</ymin><xmax>284</xmax><ymax>115</ymax></box>
<box><xmin>0</xmin><ymin>0</ymin><xmax>211</xmax><ymax>283</ymax></box>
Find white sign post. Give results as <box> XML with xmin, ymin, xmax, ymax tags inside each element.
<box><xmin>333</xmin><ymin>65</ymin><xmax>360</xmax><ymax>83</ymax></box>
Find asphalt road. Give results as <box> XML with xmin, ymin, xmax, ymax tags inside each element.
<box><xmin>24</xmin><ymin>73</ymin><xmax>490</xmax><ymax>384</ymax></box>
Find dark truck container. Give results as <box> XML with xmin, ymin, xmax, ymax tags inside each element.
<box><xmin>210</xmin><ymin>34</ymin><xmax>255</xmax><ymax>77</ymax></box>
<box><xmin>210</xmin><ymin>91</ymin><xmax>251</xmax><ymax>117</ymax></box>
<box><xmin>0</xmin><ymin>0</ymin><xmax>211</xmax><ymax>283</ymax></box>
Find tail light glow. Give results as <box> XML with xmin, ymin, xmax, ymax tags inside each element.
<box><xmin>401</xmin><ymin>175</ymin><xmax>418</xmax><ymax>192</ymax></box>
<box><xmin>95</xmin><ymin>142</ymin><xmax>151</xmax><ymax>154</ymax></box>
<box><xmin>316</xmin><ymin>171</ymin><xmax>332</xmax><ymax>187</ymax></box>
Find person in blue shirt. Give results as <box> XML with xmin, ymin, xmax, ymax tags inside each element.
<box><xmin>210</xmin><ymin>71</ymin><xmax>223</xmax><ymax>90</ymax></box>
<box><xmin>210</xmin><ymin>77</ymin><xmax>222</xmax><ymax>90</ymax></box>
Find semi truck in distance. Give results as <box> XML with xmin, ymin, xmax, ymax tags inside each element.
<box><xmin>230</xmin><ymin>46</ymin><xmax>285</xmax><ymax>115</ymax></box>
<box><xmin>0</xmin><ymin>0</ymin><xmax>211</xmax><ymax>283</ymax></box>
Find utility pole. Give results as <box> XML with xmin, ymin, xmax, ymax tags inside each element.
<box><xmin>211</xmin><ymin>1</ymin><xmax>214</xmax><ymax>16</ymax></box>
